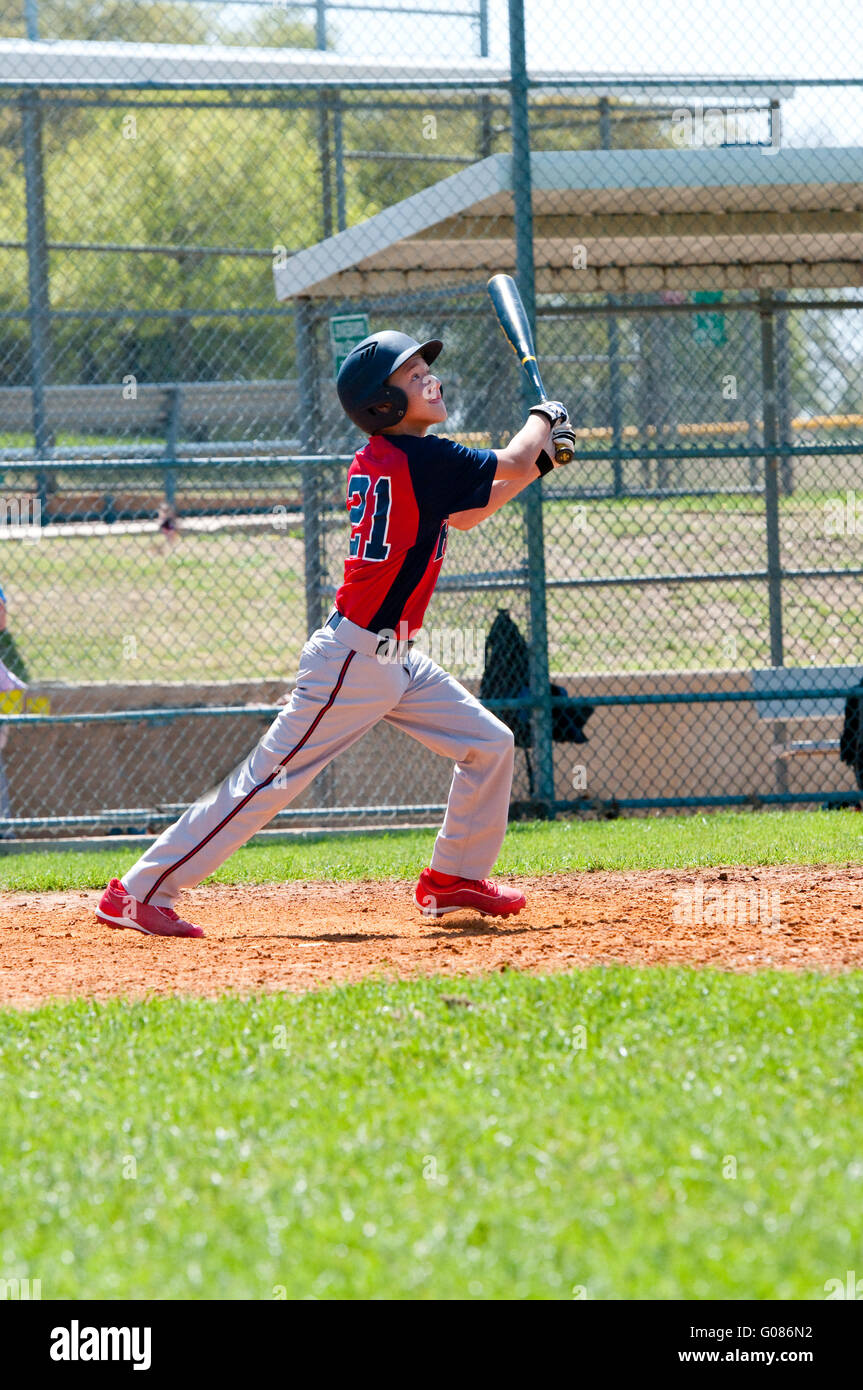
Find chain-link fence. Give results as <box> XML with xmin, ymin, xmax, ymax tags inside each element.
<box><xmin>1</xmin><ymin>0</ymin><xmax>862</xmax><ymax>838</ymax></box>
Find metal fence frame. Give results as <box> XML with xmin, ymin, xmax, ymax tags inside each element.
<box><xmin>1</xmin><ymin>0</ymin><xmax>862</xmax><ymax>833</ymax></box>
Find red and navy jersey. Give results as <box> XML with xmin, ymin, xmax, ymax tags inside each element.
<box><xmin>335</xmin><ymin>432</ymin><xmax>497</xmax><ymax>637</ymax></box>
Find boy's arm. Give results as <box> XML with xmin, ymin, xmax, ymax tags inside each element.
<box><xmin>448</xmin><ymin>413</ymin><xmax>553</xmax><ymax>531</ymax></box>
<box><xmin>448</xmin><ymin>474</ymin><xmax>538</xmax><ymax>531</ymax></box>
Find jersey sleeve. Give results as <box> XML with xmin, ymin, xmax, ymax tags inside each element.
<box><xmin>409</xmin><ymin>434</ymin><xmax>498</xmax><ymax>519</ymax></box>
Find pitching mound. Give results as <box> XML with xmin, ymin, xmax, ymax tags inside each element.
<box><xmin>1</xmin><ymin>865</ymin><xmax>862</xmax><ymax>1009</ymax></box>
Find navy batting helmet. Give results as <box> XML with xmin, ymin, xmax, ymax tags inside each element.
<box><xmin>336</xmin><ymin>331</ymin><xmax>443</xmax><ymax>434</ymax></box>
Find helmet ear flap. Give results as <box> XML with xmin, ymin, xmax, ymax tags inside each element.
<box><xmin>365</xmin><ymin>384</ymin><xmax>408</xmax><ymax>431</ymax></box>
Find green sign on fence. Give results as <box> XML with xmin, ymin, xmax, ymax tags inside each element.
<box><xmin>329</xmin><ymin>313</ymin><xmax>370</xmax><ymax>374</ymax></box>
<box><xmin>692</xmin><ymin>291</ymin><xmax>726</xmax><ymax>347</ymax></box>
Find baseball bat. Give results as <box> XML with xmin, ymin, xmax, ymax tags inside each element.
<box><xmin>486</xmin><ymin>273</ymin><xmax>573</xmax><ymax>465</ymax></box>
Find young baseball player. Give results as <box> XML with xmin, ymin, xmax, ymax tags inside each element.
<box><xmin>96</xmin><ymin>331</ymin><xmax>569</xmax><ymax>937</ymax></box>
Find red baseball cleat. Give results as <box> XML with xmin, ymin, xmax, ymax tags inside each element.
<box><xmin>95</xmin><ymin>879</ymin><xmax>204</xmax><ymax>938</ymax></box>
<box><xmin>415</xmin><ymin>868</ymin><xmax>526</xmax><ymax>919</ymax></box>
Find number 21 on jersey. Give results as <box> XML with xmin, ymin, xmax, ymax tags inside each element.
<box><xmin>347</xmin><ymin>474</ymin><xmax>392</xmax><ymax>561</ymax></box>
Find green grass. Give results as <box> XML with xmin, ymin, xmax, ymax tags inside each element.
<box><xmin>3</xmin><ymin>527</ymin><xmax>310</xmax><ymax>683</ymax></box>
<box><xmin>2</xmin><ymin>809</ymin><xmax>861</xmax><ymax>893</ymax></box>
<box><xmin>1</xmin><ymin>968</ymin><xmax>861</xmax><ymax>1299</ymax></box>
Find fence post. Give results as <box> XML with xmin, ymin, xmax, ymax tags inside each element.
<box><xmin>744</xmin><ymin>297</ymin><xmax>761</xmax><ymax>489</ymax></box>
<box><xmin>315</xmin><ymin>3</ymin><xmax>333</xmax><ymax>239</ymax></box>
<box><xmin>774</xmin><ymin>289</ymin><xmax>794</xmax><ymax>495</ymax></box>
<box><xmin>758</xmin><ymin>289</ymin><xmax>784</xmax><ymax>668</ymax></box>
<box><xmin>332</xmin><ymin>88</ymin><xmax>347</xmax><ymax>232</ymax></box>
<box><xmin>507</xmin><ymin>0</ymin><xmax>554</xmax><ymax>813</ymax></box>
<box><xmin>636</xmin><ymin>302</ymin><xmax>653</xmax><ymax>489</ymax></box>
<box><xmin>22</xmin><ymin>0</ymin><xmax>48</xmax><ymax>523</ymax></box>
<box><xmin>20</xmin><ymin>83</ymin><xmax>52</xmax><ymax>515</ymax></box>
<box><xmin>599</xmin><ymin>99</ymin><xmax>624</xmax><ymax>498</ymax></box>
<box><xmin>163</xmin><ymin>385</ymin><xmax>181</xmax><ymax>512</ymax></box>
<box><xmin>477</xmin><ymin>0</ymin><xmax>493</xmax><ymax>158</ymax></box>
<box><xmin>607</xmin><ymin>298</ymin><xmax>625</xmax><ymax>496</ymax></box>
<box><xmin>295</xmin><ymin>298</ymin><xmax>325</xmax><ymax>637</ymax></box>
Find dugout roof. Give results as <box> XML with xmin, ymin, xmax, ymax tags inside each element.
<box><xmin>0</xmin><ymin>38</ymin><xmax>797</xmax><ymax>96</ymax></box>
<box><xmin>273</xmin><ymin>146</ymin><xmax>863</xmax><ymax>298</ymax></box>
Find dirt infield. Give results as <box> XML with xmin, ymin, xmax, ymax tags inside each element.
<box><xmin>1</xmin><ymin>864</ymin><xmax>862</xmax><ymax>1010</ymax></box>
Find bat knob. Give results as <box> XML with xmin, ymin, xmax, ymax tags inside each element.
<box><xmin>552</xmin><ymin>423</ymin><xmax>575</xmax><ymax>467</ymax></box>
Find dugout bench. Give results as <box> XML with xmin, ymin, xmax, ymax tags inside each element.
<box><xmin>750</xmin><ymin>664</ymin><xmax>860</xmax><ymax>797</ymax></box>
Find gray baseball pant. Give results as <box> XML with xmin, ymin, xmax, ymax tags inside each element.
<box><xmin>121</xmin><ymin>614</ymin><xmax>515</xmax><ymax>907</ymax></box>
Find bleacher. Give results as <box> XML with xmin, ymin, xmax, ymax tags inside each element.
<box><xmin>0</xmin><ymin>379</ymin><xmax>299</xmax><ymax>442</ymax></box>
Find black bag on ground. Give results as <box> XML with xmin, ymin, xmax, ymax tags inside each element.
<box><xmin>839</xmin><ymin>683</ymin><xmax>863</xmax><ymax>791</ymax></box>
<box><xmin>479</xmin><ymin>610</ymin><xmax>594</xmax><ymax>771</ymax></box>
<box><xmin>479</xmin><ymin>610</ymin><xmax>532</xmax><ymax>747</ymax></box>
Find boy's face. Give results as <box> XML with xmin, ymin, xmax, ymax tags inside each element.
<box><xmin>382</xmin><ymin>353</ymin><xmax>446</xmax><ymax>432</ymax></box>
